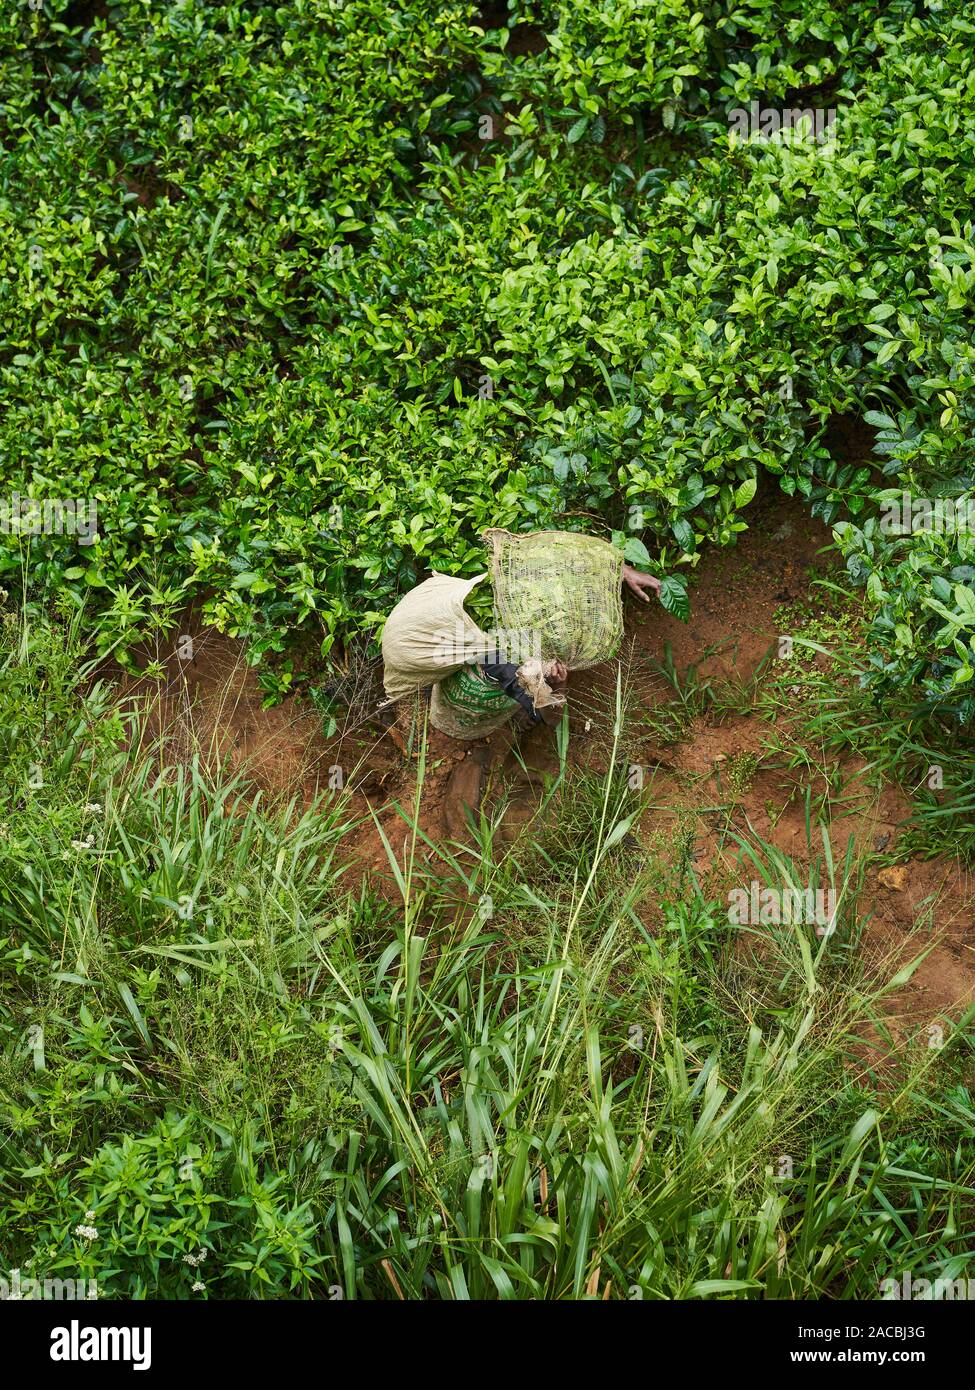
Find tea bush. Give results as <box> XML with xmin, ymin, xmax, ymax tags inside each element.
<box><xmin>1</xmin><ymin>0</ymin><xmax>974</xmax><ymax>716</ymax></box>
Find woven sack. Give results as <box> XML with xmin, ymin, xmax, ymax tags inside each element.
<box><xmin>482</xmin><ymin>529</ymin><xmax>623</xmax><ymax>669</ymax></box>
<box><xmin>382</xmin><ymin>571</ymin><xmax>492</xmax><ymax>701</ymax></box>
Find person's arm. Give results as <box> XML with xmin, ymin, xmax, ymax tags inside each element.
<box><xmin>622</xmin><ymin>563</ymin><xmax>662</xmax><ymax>603</ymax></box>
<box><xmin>480</xmin><ymin>660</ymin><xmax>543</xmax><ymax>720</ymax></box>
<box><xmin>481</xmin><ymin>659</ymin><xmax>568</xmax><ymax>725</ymax></box>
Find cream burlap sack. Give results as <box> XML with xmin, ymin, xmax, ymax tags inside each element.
<box><xmin>381</xmin><ymin>572</ymin><xmax>494</xmax><ymax>701</ymax></box>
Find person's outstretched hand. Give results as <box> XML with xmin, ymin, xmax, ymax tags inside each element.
<box><xmin>546</xmin><ymin>659</ymin><xmax>568</xmax><ymax>693</ymax></box>
<box><xmin>538</xmin><ymin>659</ymin><xmax>568</xmax><ymax>726</ymax></box>
<box><xmin>622</xmin><ymin>564</ymin><xmax>662</xmax><ymax>603</ymax></box>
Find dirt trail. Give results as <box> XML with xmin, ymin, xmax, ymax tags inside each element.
<box><xmin>113</xmin><ymin>492</ymin><xmax>975</xmax><ymax>1059</ymax></box>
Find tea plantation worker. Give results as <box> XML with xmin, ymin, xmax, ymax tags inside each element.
<box><xmin>477</xmin><ymin>563</ymin><xmax>660</xmax><ymax>730</ymax></box>
<box><xmin>379</xmin><ymin>526</ymin><xmax>662</xmax><ymax>744</ymax></box>
<box><xmin>379</xmin><ymin>575</ymin><xmax>568</xmax><ymax>744</ymax></box>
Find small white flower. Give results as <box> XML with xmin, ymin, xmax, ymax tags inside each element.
<box><xmin>74</xmin><ymin>1224</ymin><xmax>98</xmax><ymax>1241</ymax></box>
<box><xmin>192</xmin><ymin>1281</ymin><xmax>205</xmax><ymax>1292</ymax></box>
<box><xmin>71</xmin><ymin>834</ymin><xmax>96</xmax><ymax>852</ymax></box>
<box><xmin>85</xmin><ymin>1210</ymin><xmax>96</xmax><ymax>1221</ymax></box>
<box><xmin>183</xmin><ymin>1253</ymin><xmax>200</xmax><ymax>1267</ymax></box>
<box><xmin>83</xmin><ymin>803</ymin><xmax>103</xmax><ymax>816</ymax></box>
<box><xmin>196</xmin><ymin>1248</ymin><xmax>207</xmax><ymax>1262</ymax></box>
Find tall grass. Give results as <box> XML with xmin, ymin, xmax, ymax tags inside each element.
<box><xmin>758</xmin><ymin>583</ymin><xmax>975</xmax><ymax>861</ymax></box>
<box><xmin>1</xmin><ymin>604</ymin><xmax>973</xmax><ymax>1298</ymax></box>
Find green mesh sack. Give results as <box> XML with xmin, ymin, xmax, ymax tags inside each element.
<box><xmin>429</xmin><ymin>663</ymin><xmax>520</xmax><ymax>740</ymax></box>
<box><xmin>483</xmin><ymin>529</ymin><xmax>624</xmax><ymax>669</ymax></box>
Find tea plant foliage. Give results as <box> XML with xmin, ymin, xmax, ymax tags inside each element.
<box><xmin>1</xmin><ymin>0</ymin><xmax>974</xmax><ymax>706</ymax></box>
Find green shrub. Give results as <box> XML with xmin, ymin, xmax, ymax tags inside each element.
<box><xmin>1</xmin><ymin>0</ymin><xmax>974</xmax><ymax>706</ymax></box>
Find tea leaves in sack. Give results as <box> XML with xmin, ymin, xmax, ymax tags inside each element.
<box><xmin>483</xmin><ymin>529</ymin><xmax>623</xmax><ymax>669</ymax></box>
